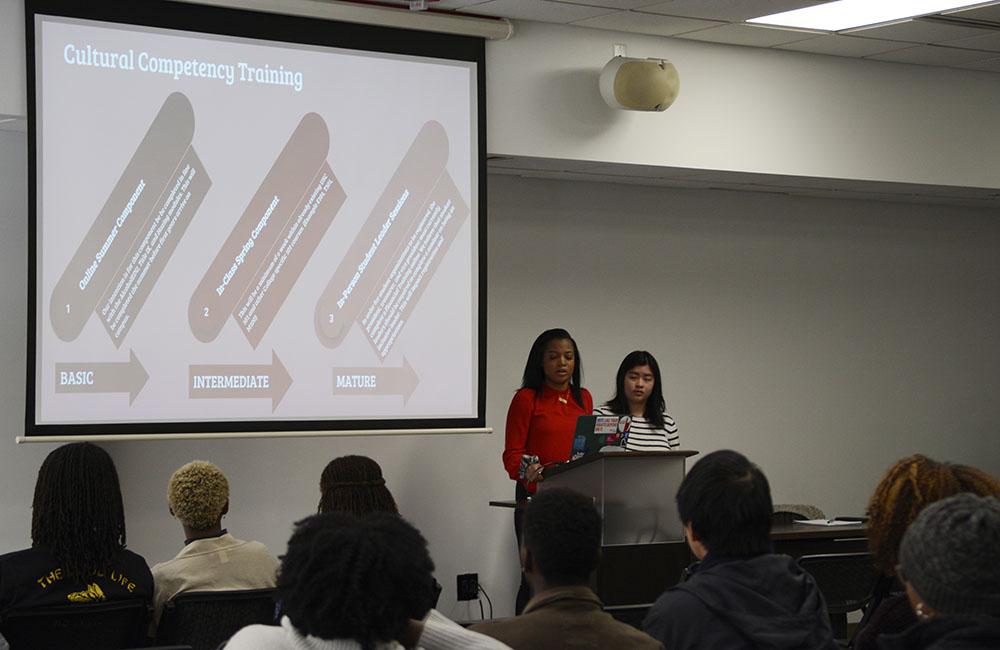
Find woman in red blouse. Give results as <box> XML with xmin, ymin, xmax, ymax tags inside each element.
<box><xmin>502</xmin><ymin>328</ymin><xmax>592</xmax><ymax>613</ymax></box>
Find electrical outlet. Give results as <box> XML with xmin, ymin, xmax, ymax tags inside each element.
<box><xmin>457</xmin><ymin>572</ymin><xmax>479</xmax><ymax>601</ymax></box>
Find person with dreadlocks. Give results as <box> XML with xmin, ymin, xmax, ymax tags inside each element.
<box><xmin>151</xmin><ymin>460</ymin><xmax>278</xmax><ymax>626</ymax></box>
<box><xmin>0</xmin><ymin>442</ymin><xmax>152</xmax><ymax>615</ymax></box>
<box><xmin>318</xmin><ymin>455</ymin><xmax>398</xmax><ymax>517</ymax></box>
<box><xmin>225</xmin><ymin>512</ymin><xmax>510</xmax><ymax>650</ymax></box>
<box><xmin>853</xmin><ymin>454</ymin><xmax>1000</xmax><ymax>650</ymax></box>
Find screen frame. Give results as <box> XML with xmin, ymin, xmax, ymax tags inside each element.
<box><xmin>24</xmin><ymin>0</ymin><xmax>487</xmax><ymax>439</ymax></box>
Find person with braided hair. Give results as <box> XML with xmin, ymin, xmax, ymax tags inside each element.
<box><xmin>854</xmin><ymin>454</ymin><xmax>1000</xmax><ymax>650</ymax></box>
<box><xmin>0</xmin><ymin>442</ymin><xmax>152</xmax><ymax>615</ymax></box>
<box><xmin>318</xmin><ymin>455</ymin><xmax>398</xmax><ymax>517</ymax></box>
<box><xmin>225</xmin><ymin>512</ymin><xmax>510</xmax><ymax>650</ymax></box>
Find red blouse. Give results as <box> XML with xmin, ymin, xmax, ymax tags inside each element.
<box><xmin>502</xmin><ymin>385</ymin><xmax>593</xmax><ymax>493</ymax></box>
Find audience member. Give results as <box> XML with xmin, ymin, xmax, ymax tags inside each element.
<box><xmin>318</xmin><ymin>455</ymin><xmax>398</xmax><ymax>516</ymax></box>
<box><xmin>0</xmin><ymin>443</ymin><xmax>152</xmax><ymax>614</ymax></box>
<box><xmin>471</xmin><ymin>488</ymin><xmax>662</xmax><ymax>650</ymax></box>
<box><xmin>642</xmin><ymin>449</ymin><xmax>837</xmax><ymax>650</ymax></box>
<box><xmin>854</xmin><ymin>455</ymin><xmax>1000</xmax><ymax>650</ymax></box>
<box><xmin>225</xmin><ymin>512</ymin><xmax>508</xmax><ymax>650</ymax></box>
<box><xmin>151</xmin><ymin>460</ymin><xmax>278</xmax><ymax>624</ymax></box>
<box><xmin>879</xmin><ymin>493</ymin><xmax>1000</xmax><ymax>649</ymax></box>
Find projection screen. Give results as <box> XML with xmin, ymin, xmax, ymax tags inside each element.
<box><xmin>25</xmin><ymin>0</ymin><xmax>486</xmax><ymax>439</ymax></box>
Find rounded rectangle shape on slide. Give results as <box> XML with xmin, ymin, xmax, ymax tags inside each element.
<box><xmin>189</xmin><ymin>112</ymin><xmax>330</xmax><ymax>343</ymax></box>
<box><xmin>49</xmin><ymin>91</ymin><xmax>195</xmax><ymax>341</ymax></box>
<box><xmin>314</xmin><ymin>120</ymin><xmax>449</xmax><ymax>347</ymax></box>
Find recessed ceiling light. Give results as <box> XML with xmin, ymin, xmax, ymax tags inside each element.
<box><xmin>747</xmin><ymin>0</ymin><xmax>1000</xmax><ymax>32</ymax></box>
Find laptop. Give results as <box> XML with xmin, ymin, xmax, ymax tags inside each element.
<box><xmin>570</xmin><ymin>414</ymin><xmax>631</xmax><ymax>459</ymax></box>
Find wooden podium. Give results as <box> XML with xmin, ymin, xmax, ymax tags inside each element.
<box><xmin>539</xmin><ymin>450</ymin><xmax>698</xmax><ymax>607</ymax></box>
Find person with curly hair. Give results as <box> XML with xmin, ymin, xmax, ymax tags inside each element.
<box><xmin>318</xmin><ymin>455</ymin><xmax>398</xmax><ymax>517</ymax></box>
<box><xmin>151</xmin><ymin>460</ymin><xmax>278</xmax><ymax>625</ymax></box>
<box><xmin>225</xmin><ymin>512</ymin><xmax>510</xmax><ymax>650</ymax></box>
<box><xmin>0</xmin><ymin>443</ymin><xmax>152</xmax><ymax>614</ymax></box>
<box><xmin>880</xmin><ymin>493</ymin><xmax>1000</xmax><ymax>649</ymax></box>
<box><xmin>854</xmin><ymin>454</ymin><xmax>1000</xmax><ymax>650</ymax></box>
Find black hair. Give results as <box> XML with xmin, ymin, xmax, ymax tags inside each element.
<box><xmin>522</xmin><ymin>488</ymin><xmax>601</xmax><ymax>585</ymax></box>
<box><xmin>520</xmin><ymin>328</ymin><xmax>585</xmax><ymax>408</ymax></box>
<box><xmin>31</xmin><ymin>442</ymin><xmax>127</xmax><ymax>581</ymax></box>
<box><xmin>278</xmin><ymin>512</ymin><xmax>436</xmax><ymax>650</ymax></box>
<box><xmin>676</xmin><ymin>449</ymin><xmax>773</xmax><ymax>558</ymax></box>
<box><xmin>603</xmin><ymin>350</ymin><xmax>666</xmax><ymax>429</ymax></box>
<box><xmin>318</xmin><ymin>455</ymin><xmax>399</xmax><ymax>517</ymax></box>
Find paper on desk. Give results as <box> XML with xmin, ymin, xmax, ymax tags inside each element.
<box><xmin>792</xmin><ymin>519</ymin><xmax>857</xmax><ymax>526</ymax></box>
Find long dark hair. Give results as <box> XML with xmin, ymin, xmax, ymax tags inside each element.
<box><xmin>604</xmin><ymin>350</ymin><xmax>665</xmax><ymax>429</ymax></box>
<box><xmin>318</xmin><ymin>455</ymin><xmax>399</xmax><ymax>517</ymax></box>
<box><xmin>31</xmin><ymin>442</ymin><xmax>127</xmax><ymax>581</ymax></box>
<box><xmin>520</xmin><ymin>328</ymin><xmax>584</xmax><ymax>408</ymax></box>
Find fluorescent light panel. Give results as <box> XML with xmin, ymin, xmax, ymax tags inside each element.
<box><xmin>747</xmin><ymin>0</ymin><xmax>997</xmax><ymax>32</ymax></box>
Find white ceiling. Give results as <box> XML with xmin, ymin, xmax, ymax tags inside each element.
<box><xmin>418</xmin><ymin>0</ymin><xmax>1000</xmax><ymax>73</ymax></box>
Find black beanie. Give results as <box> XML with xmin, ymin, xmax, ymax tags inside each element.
<box><xmin>899</xmin><ymin>493</ymin><xmax>1000</xmax><ymax>616</ymax></box>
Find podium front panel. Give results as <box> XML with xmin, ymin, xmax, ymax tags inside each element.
<box><xmin>602</xmin><ymin>455</ymin><xmax>684</xmax><ymax>545</ymax></box>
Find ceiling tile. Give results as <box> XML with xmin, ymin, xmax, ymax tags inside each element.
<box><xmin>463</xmin><ymin>0</ymin><xmax>614</xmax><ymax>22</ymax></box>
<box><xmin>572</xmin><ymin>11</ymin><xmax>722</xmax><ymax>36</ymax></box>
<box><xmin>776</xmin><ymin>34</ymin><xmax>909</xmax><ymax>57</ymax></box>
<box><xmin>943</xmin><ymin>31</ymin><xmax>1000</xmax><ymax>53</ymax></box>
<box><xmin>635</xmin><ymin>0</ymin><xmax>826</xmax><ymax>23</ymax></box>
<box><xmin>675</xmin><ymin>23</ymin><xmax>814</xmax><ymax>47</ymax></box>
<box><xmin>867</xmin><ymin>44</ymin><xmax>997</xmax><ymax>65</ymax></box>
<box><xmin>952</xmin><ymin>56</ymin><xmax>1000</xmax><ymax>71</ymax></box>
<box><xmin>942</xmin><ymin>3</ymin><xmax>1000</xmax><ymax>22</ymax></box>
<box><xmin>846</xmin><ymin>18</ymin><xmax>991</xmax><ymax>44</ymax></box>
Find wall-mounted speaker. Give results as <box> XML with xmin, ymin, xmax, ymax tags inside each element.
<box><xmin>599</xmin><ymin>57</ymin><xmax>680</xmax><ymax>112</ymax></box>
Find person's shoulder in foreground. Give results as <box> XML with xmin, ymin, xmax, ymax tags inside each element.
<box><xmin>642</xmin><ymin>449</ymin><xmax>837</xmax><ymax>650</ymax></box>
<box><xmin>471</xmin><ymin>488</ymin><xmax>662</xmax><ymax>650</ymax></box>
<box><xmin>473</xmin><ymin>585</ymin><xmax>662</xmax><ymax>650</ymax></box>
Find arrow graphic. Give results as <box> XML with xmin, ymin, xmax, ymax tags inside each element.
<box><xmin>54</xmin><ymin>349</ymin><xmax>149</xmax><ymax>405</ymax></box>
<box><xmin>332</xmin><ymin>357</ymin><xmax>418</xmax><ymax>404</ymax></box>
<box><xmin>189</xmin><ymin>351</ymin><xmax>292</xmax><ymax>412</ymax></box>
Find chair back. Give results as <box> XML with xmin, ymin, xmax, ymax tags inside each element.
<box><xmin>798</xmin><ymin>552</ymin><xmax>879</xmax><ymax>614</ymax></box>
<box><xmin>0</xmin><ymin>598</ymin><xmax>150</xmax><ymax>650</ymax></box>
<box><xmin>798</xmin><ymin>552</ymin><xmax>879</xmax><ymax>644</ymax></box>
<box><xmin>154</xmin><ymin>588</ymin><xmax>277</xmax><ymax>650</ymax></box>
<box><xmin>772</xmin><ymin>503</ymin><xmax>826</xmax><ymax>524</ymax></box>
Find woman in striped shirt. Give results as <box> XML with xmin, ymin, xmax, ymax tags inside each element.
<box><xmin>595</xmin><ymin>350</ymin><xmax>679</xmax><ymax>450</ymax></box>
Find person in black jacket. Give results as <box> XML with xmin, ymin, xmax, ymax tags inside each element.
<box><xmin>0</xmin><ymin>443</ymin><xmax>153</xmax><ymax>616</ymax></box>
<box><xmin>642</xmin><ymin>449</ymin><xmax>837</xmax><ymax>650</ymax></box>
<box><xmin>879</xmin><ymin>493</ymin><xmax>1000</xmax><ymax>650</ymax></box>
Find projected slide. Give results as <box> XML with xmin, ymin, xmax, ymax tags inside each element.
<box><xmin>32</xmin><ymin>10</ymin><xmax>479</xmax><ymax>431</ymax></box>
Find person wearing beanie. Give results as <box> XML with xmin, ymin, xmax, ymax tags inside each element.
<box><xmin>879</xmin><ymin>493</ymin><xmax>1000</xmax><ymax>649</ymax></box>
<box><xmin>151</xmin><ymin>460</ymin><xmax>278</xmax><ymax>628</ymax></box>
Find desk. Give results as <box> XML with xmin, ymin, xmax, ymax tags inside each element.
<box><xmin>771</xmin><ymin>522</ymin><xmax>868</xmax><ymax>558</ymax></box>
<box><xmin>489</xmin><ymin>499</ymin><xmax>868</xmax><ymax>606</ymax></box>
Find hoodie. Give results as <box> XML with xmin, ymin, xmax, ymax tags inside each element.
<box><xmin>878</xmin><ymin>615</ymin><xmax>1000</xmax><ymax>650</ymax></box>
<box><xmin>643</xmin><ymin>554</ymin><xmax>838</xmax><ymax>650</ymax></box>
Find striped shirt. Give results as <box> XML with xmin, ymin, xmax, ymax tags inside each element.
<box><xmin>593</xmin><ymin>405</ymin><xmax>679</xmax><ymax>450</ymax></box>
